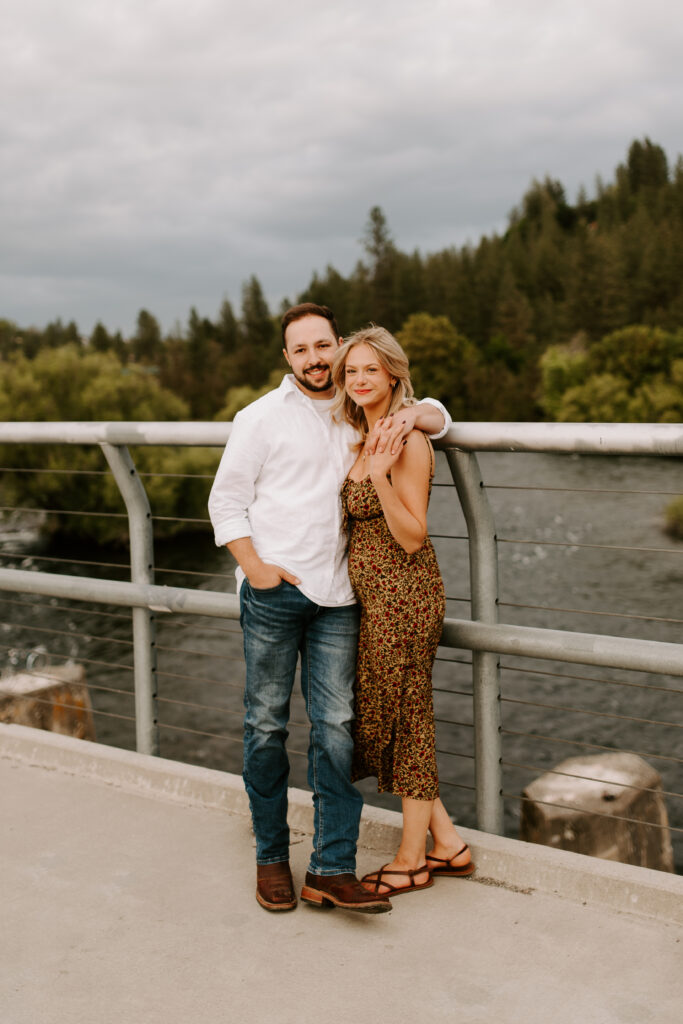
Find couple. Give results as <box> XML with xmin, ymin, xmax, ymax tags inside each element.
<box><xmin>208</xmin><ymin>302</ymin><xmax>472</xmax><ymax>915</ymax></box>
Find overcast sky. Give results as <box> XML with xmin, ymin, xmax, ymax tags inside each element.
<box><xmin>2</xmin><ymin>0</ymin><xmax>682</xmax><ymax>337</ymax></box>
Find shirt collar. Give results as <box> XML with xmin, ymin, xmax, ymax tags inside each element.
<box><xmin>280</xmin><ymin>373</ymin><xmax>335</xmax><ymax>409</ymax></box>
<box><xmin>279</xmin><ymin>374</ymin><xmax>300</xmax><ymax>400</ymax></box>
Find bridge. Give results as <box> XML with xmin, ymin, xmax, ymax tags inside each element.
<box><xmin>2</xmin><ymin>721</ymin><xmax>682</xmax><ymax>1024</ymax></box>
<box><xmin>1</xmin><ymin>421</ymin><xmax>682</xmax><ymax>1021</ymax></box>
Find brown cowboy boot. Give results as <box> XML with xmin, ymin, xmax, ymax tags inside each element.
<box><xmin>256</xmin><ymin>862</ymin><xmax>297</xmax><ymax>912</ymax></box>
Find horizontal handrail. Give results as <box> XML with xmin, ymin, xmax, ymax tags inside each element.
<box><xmin>0</xmin><ymin>420</ymin><xmax>682</xmax><ymax>454</ymax></box>
<box><xmin>442</xmin><ymin>421</ymin><xmax>683</xmax><ymax>454</ymax></box>
<box><xmin>1</xmin><ymin>567</ymin><xmax>681</xmax><ymax>677</ymax></box>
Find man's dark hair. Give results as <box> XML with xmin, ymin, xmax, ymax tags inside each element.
<box><xmin>281</xmin><ymin>303</ymin><xmax>340</xmax><ymax>348</ymax></box>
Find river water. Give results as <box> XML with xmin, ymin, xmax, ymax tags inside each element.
<box><xmin>1</xmin><ymin>452</ymin><xmax>681</xmax><ymax>869</ymax></box>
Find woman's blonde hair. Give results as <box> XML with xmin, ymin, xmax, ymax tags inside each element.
<box><xmin>331</xmin><ymin>325</ymin><xmax>416</xmax><ymax>445</ymax></box>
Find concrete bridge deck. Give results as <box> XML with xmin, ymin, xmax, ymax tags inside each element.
<box><xmin>2</xmin><ymin>722</ymin><xmax>682</xmax><ymax>1024</ymax></box>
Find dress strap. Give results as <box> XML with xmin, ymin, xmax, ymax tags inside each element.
<box><xmin>422</xmin><ymin>432</ymin><xmax>435</xmax><ymax>479</ymax></box>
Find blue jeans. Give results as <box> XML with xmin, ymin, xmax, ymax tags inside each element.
<box><xmin>239</xmin><ymin>580</ymin><xmax>362</xmax><ymax>875</ymax></box>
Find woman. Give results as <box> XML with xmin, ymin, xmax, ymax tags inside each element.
<box><xmin>331</xmin><ymin>325</ymin><xmax>474</xmax><ymax>897</ymax></box>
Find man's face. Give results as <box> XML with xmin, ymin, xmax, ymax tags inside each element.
<box><xmin>283</xmin><ymin>315</ymin><xmax>339</xmax><ymax>398</ymax></box>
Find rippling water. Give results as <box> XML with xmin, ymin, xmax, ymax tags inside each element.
<box><xmin>1</xmin><ymin>452</ymin><xmax>681</xmax><ymax>869</ymax></box>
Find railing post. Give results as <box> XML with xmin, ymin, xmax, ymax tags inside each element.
<box><xmin>100</xmin><ymin>443</ymin><xmax>158</xmax><ymax>756</ymax></box>
<box><xmin>445</xmin><ymin>449</ymin><xmax>504</xmax><ymax>834</ymax></box>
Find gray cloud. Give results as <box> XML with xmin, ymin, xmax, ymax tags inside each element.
<box><xmin>2</xmin><ymin>0</ymin><xmax>682</xmax><ymax>335</ymax></box>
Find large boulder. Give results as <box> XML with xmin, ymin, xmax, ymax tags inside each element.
<box><xmin>520</xmin><ymin>752</ymin><xmax>674</xmax><ymax>872</ymax></box>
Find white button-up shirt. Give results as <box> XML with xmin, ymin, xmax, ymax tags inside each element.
<box><xmin>208</xmin><ymin>375</ymin><xmax>450</xmax><ymax>607</ymax></box>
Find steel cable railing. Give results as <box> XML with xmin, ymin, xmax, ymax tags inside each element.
<box><xmin>155</xmin><ymin>666</ymin><xmax>244</xmax><ymax>689</ymax></box>
<box><xmin>437</xmin><ymin>449</ymin><xmax>681</xmax><ymax>866</ymax></box>
<box><xmin>499</xmin><ymin>602</ymin><xmax>683</xmax><ymax>626</ymax></box>
<box><xmin>0</xmin><ymin>504</ymin><xmax>128</xmax><ymax>520</ymax></box>
<box><xmin>499</xmin><ymin>536</ymin><xmax>682</xmax><ymax>556</ymax></box>
<box><xmin>0</xmin><ymin>575</ymin><xmax>137</xmax><ymax>743</ymax></box>
<box><xmin>487</xmin><ymin>483</ymin><xmax>682</xmax><ymax>496</ymax></box>
<box><xmin>500</xmin><ymin>661</ymin><xmax>683</xmax><ymax>696</ymax></box>
<box><xmin>504</xmin><ymin>793</ymin><xmax>683</xmax><ymax>835</ymax></box>
<box><xmin>502</xmin><ymin>761</ymin><xmax>683</xmax><ymax>803</ymax></box>
<box><xmin>0</xmin><ymin>425</ymin><xmax>681</xmax><ymax>873</ymax></box>
<box><xmin>502</xmin><ymin>694</ymin><xmax>683</xmax><ymax>731</ymax></box>
<box><xmin>0</xmin><ymin>594</ymin><xmax>131</xmax><ymax>619</ymax></box>
<box><xmin>0</xmin><ymin>620</ymin><xmax>134</xmax><ymax>648</ymax></box>
<box><xmin>0</xmin><ymin>553</ymin><xmax>131</xmax><ymax>573</ymax></box>
<box><xmin>503</xmin><ymin>728</ymin><xmax>683</xmax><ymax>766</ymax></box>
<box><xmin>155</xmin><ymin>644</ymin><xmax>244</xmax><ymax>663</ymax></box>
<box><xmin>2</xmin><ymin>690</ymin><xmax>136</xmax><ymax>725</ymax></box>
<box><xmin>0</xmin><ymin>655</ymin><xmax>135</xmax><ymax>699</ymax></box>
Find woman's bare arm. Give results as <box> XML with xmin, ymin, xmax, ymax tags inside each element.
<box><xmin>368</xmin><ymin>431</ymin><xmax>432</xmax><ymax>553</ymax></box>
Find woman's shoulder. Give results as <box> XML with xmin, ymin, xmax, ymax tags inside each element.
<box><xmin>403</xmin><ymin>426</ymin><xmax>434</xmax><ymax>456</ymax></box>
<box><xmin>397</xmin><ymin>428</ymin><xmax>433</xmax><ymax>477</ymax></box>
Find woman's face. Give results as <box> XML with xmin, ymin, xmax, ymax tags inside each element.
<box><xmin>343</xmin><ymin>343</ymin><xmax>393</xmax><ymax>411</ymax></box>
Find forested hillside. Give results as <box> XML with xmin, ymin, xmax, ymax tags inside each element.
<box><xmin>299</xmin><ymin>137</ymin><xmax>683</xmax><ymax>421</ymax></box>
<box><xmin>2</xmin><ymin>137</ymin><xmax>682</xmax><ymax>425</ymax></box>
<box><xmin>2</xmin><ymin>137</ymin><xmax>682</xmax><ymax>542</ymax></box>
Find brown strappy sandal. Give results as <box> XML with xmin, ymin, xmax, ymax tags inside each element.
<box><xmin>426</xmin><ymin>843</ymin><xmax>475</xmax><ymax>877</ymax></box>
<box><xmin>361</xmin><ymin>864</ymin><xmax>434</xmax><ymax>897</ymax></box>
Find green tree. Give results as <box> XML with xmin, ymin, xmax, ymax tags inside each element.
<box><xmin>626</xmin><ymin>138</ymin><xmax>669</xmax><ymax>197</ymax></box>
<box><xmin>297</xmin><ymin>265</ymin><xmax>356</xmax><ymax>333</ymax></box>
<box><xmin>363</xmin><ymin>205</ymin><xmax>394</xmax><ymax>267</ymax></box>
<box><xmin>182</xmin><ymin>307</ymin><xmax>231</xmax><ymax>419</ymax></box>
<box><xmin>0</xmin><ymin>319</ymin><xmax>23</xmax><ymax>359</ymax></box>
<box><xmin>131</xmin><ymin>309</ymin><xmax>163</xmax><ymax>364</ymax></box>
<box><xmin>627</xmin><ymin>363</ymin><xmax>683</xmax><ymax>422</ymax></box>
<box><xmin>555</xmin><ymin>372</ymin><xmax>632</xmax><ymax>421</ymax></box>
<box><xmin>469</xmin><ymin>236</ymin><xmax>505</xmax><ymax>346</ymax></box>
<box><xmin>538</xmin><ymin>326</ymin><xmax>683</xmax><ymax>422</ymax></box>
<box><xmin>236</xmin><ymin>276</ymin><xmax>278</xmax><ymax>386</ymax></box>
<box><xmin>90</xmin><ymin>321</ymin><xmax>114</xmax><ymax>353</ymax></box>
<box><xmin>0</xmin><ymin>345</ymin><xmax>217</xmax><ymax>544</ymax></box>
<box><xmin>214</xmin><ymin>369</ymin><xmax>286</xmax><ymax>421</ymax></box>
<box><xmin>588</xmin><ymin>325</ymin><xmax>683</xmax><ymax>381</ymax></box>
<box><xmin>216</xmin><ymin>299</ymin><xmax>239</xmax><ymax>354</ymax></box>
<box><xmin>514</xmin><ymin>178</ymin><xmax>576</xmax><ymax>239</ymax></box>
<box><xmin>397</xmin><ymin>313</ymin><xmax>479</xmax><ymax>417</ymax></box>
<box><xmin>564</xmin><ymin>228</ymin><xmax>626</xmax><ymax>340</ymax></box>
<box><xmin>493</xmin><ymin>266</ymin><xmax>536</xmax><ymax>361</ymax></box>
<box><xmin>360</xmin><ymin>206</ymin><xmax>403</xmax><ymax>330</ymax></box>
<box><xmin>538</xmin><ymin>339</ymin><xmax>590</xmax><ymax>419</ymax></box>
<box><xmin>43</xmin><ymin>318</ymin><xmax>82</xmax><ymax>349</ymax></box>
<box><xmin>393</xmin><ymin>249</ymin><xmax>427</xmax><ymax>328</ymax></box>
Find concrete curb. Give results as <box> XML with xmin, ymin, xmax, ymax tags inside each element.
<box><xmin>2</xmin><ymin>722</ymin><xmax>682</xmax><ymax>925</ymax></box>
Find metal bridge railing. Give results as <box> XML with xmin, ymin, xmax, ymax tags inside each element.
<box><xmin>0</xmin><ymin>421</ymin><xmax>681</xmax><ymax>862</ymax></box>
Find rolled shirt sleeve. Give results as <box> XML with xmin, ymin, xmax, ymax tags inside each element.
<box><xmin>420</xmin><ymin>397</ymin><xmax>452</xmax><ymax>440</ymax></box>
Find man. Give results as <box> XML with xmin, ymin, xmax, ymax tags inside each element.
<box><xmin>208</xmin><ymin>303</ymin><xmax>450</xmax><ymax>914</ymax></box>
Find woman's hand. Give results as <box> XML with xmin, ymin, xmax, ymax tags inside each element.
<box><xmin>367</xmin><ymin>437</ymin><xmax>406</xmax><ymax>482</ymax></box>
<box><xmin>365</xmin><ymin>409</ymin><xmax>416</xmax><ymax>459</ymax></box>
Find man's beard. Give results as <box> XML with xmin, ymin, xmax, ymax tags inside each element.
<box><xmin>291</xmin><ymin>364</ymin><xmax>334</xmax><ymax>394</ymax></box>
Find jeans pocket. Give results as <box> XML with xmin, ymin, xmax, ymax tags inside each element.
<box><xmin>246</xmin><ymin>579</ymin><xmax>287</xmax><ymax>595</ymax></box>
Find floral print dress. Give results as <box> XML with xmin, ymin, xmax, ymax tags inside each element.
<box><xmin>341</xmin><ymin>442</ymin><xmax>445</xmax><ymax>800</ymax></box>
